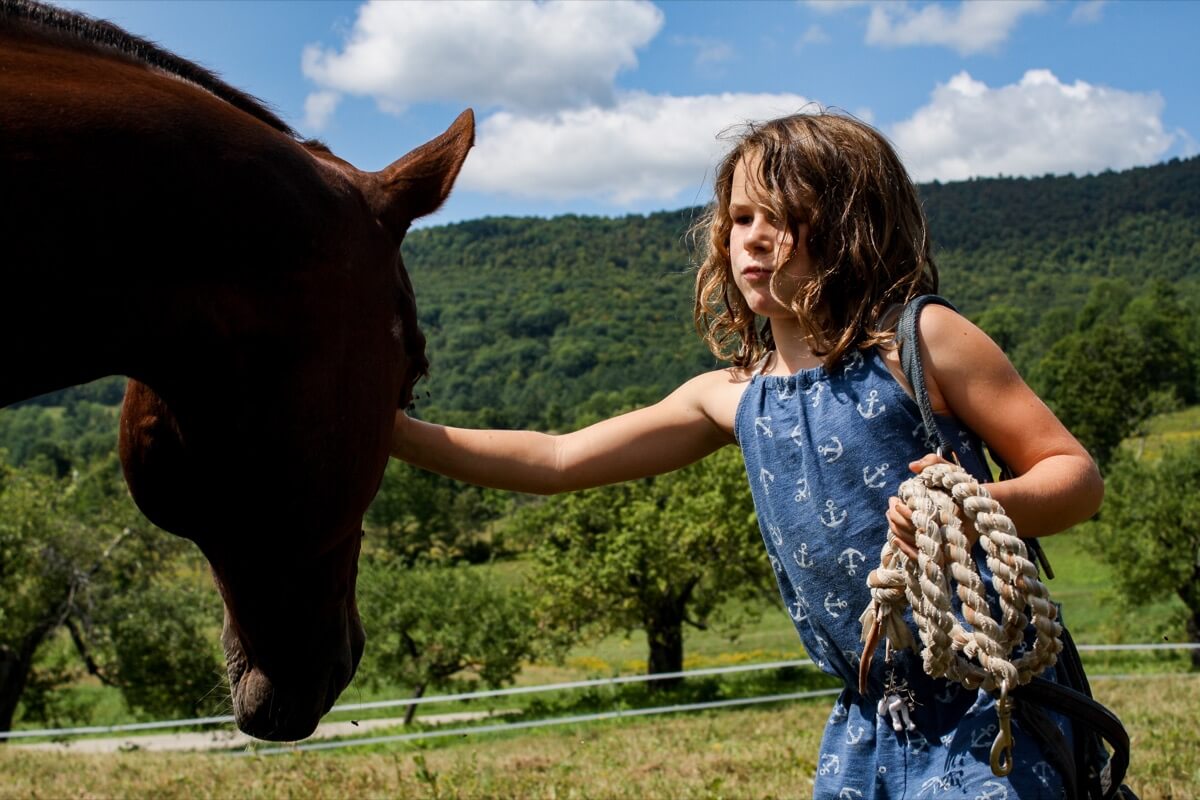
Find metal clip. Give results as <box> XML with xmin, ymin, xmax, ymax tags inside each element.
<box><xmin>935</xmin><ymin>445</ymin><xmax>962</xmax><ymax>467</ymax></box>
<box><xmin>989</xmin><ymin>682</ymin><xmax>1015</xmax><ymax>777</ymax></box>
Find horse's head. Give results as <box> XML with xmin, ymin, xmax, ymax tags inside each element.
<box><xmin>119</xmin><ymin>111</ymin><xmax>474</xmax><ymax>741</ymax></box>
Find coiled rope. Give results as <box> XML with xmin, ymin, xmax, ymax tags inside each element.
<box><xmin>857</xmin><ymin>462</ymin><xmax>1063</xmax><ymax>775</ymax></box>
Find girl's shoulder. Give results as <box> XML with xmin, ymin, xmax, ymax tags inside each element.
<box><xmin>672</xmin><ymin>365</ymin><xmax>759</xmax><ymax>440</ymax></box>
<box><xmin>876</xmin><ymin>302</ymin><xmax>995</xmax><ymax>415</ymax></box>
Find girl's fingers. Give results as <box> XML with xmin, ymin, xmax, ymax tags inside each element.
<box><xmin>887</xmin><ymin>497</ymin><xmax>918</xmax><ymax>559</ymax></box>
<box><xmin>908</xmin><ymin>452</ymin><xmax>951</xmax><ymax>473</ymax></box>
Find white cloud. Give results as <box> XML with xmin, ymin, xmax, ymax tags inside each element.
<box><xmin>890</xmin><ymin>70</ymin><xmax>1175</xmax><ymax>183</ymax></box>
<box><xmin>301</xmin><ymin>0</ymin><xmax>662</xmax><ymax>125</ymax></box>
<box><xmin>1070</xmin><ymin>0</ymin><xmax>1107</xmax><ymax>25</ymax></box>
<box><xmin>866</xmin><ymin>1</ymin><xmax>1045</xmax><ymax>55</ymax></box>
<box><xmin>805</xmin><ymin>0</ymin><xmax>869</xmax><ymax>13</ymax></box>
<box><xmin>1176</xmin><ymin>128</ymin><xmax>1199</xmax><ymax>159</ymax></box>
<box><xmin>303</xmin><ymin>90</ymin><xmax>341</xmax><ymax>131</ymax></box>
<box><xmin>796</xmin><ymin>24</ymin><xmax>831</xmax><ymax>50</ymax></box>
<box><xmin>458</xmin><ymin>92</ymin><xmax>817</xmax><ymax>205</ymax></box>
<box><xmin>672</xmin><ymin>35</ymin><xmax>735</xmax><ymax>70</ymax></box>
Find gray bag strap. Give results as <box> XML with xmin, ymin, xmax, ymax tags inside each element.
<box><xmin>894</xmin><ymin>294</ymin><xmax>1055</xmax><ymax>579</ymax></box>
<box><xmin>895</xmin><ymin>295</ymin><xmax>958</xmax><ymax>459</ymax></box>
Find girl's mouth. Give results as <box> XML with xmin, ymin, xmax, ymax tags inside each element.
<box><xmin>741</xmin><ymin>267</ymin><xmax>772</xmax><ymax>280</ymax></box>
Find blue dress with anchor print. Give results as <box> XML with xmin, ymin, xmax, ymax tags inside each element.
<box><xmin>735</xmin><ymin>348</ymin><xmax>1071</xmax><ymax>800</ymax></box>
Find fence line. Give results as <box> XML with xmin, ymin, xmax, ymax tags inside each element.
<box><xmin>238</xmin><ymin>688</ymin><xmax>848</xmax><ymax>756</ymax></box>
<box><xmin>4</xmin><ymin>642</ymin><xmax>1196</xmax><ymax>742</ymax></box>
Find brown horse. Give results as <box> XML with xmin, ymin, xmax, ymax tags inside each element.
<box><xmin>0</xmin><ymin>0</ymin><xmax>472</xmax><ymax>740</ymax></box>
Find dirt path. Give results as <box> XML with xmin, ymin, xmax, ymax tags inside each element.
<box><xmin>17</xmin><ymin>710</ymin><xmax>511</xmax><ymax>754</ymax></box>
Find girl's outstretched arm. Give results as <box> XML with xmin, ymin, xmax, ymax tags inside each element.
<box><xmin>391</xmin><ymin>370</ymin><xmax>740</xmax><ymax>494</ymax></box>
<box><xmin>896</xmin><ymin>304</ymin><xmax>1104</xmax><ymax>541</ymax></box>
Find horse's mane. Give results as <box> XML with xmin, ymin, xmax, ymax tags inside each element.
<box><xmin>3</xmin><ymin>0</ymin><xmax>328</xmax><ymax>150</ymax></box>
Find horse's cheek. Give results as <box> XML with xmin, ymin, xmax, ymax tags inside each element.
<box><xmin>118</xmin><ymin>379</ymin><xmax>204</xmax><ymax>541</ymax></box>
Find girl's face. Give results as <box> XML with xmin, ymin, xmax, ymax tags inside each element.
<box><xmin>728</xmin><ymin>156</ymin><xmax>814</xmax><ymax>320</ymax></box>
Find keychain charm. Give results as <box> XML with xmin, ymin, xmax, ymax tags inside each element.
<box><xmin>878</xmin><ymin>648</ymin><xmax>918</xmax><ymax>732</ymax></box>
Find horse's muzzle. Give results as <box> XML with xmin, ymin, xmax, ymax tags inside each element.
<box><xmin>223</xmin><ymin>601</ymin><xmax>365</xmax><ymax>741</ymax></box>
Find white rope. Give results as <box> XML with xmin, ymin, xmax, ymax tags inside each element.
<box><xmin>857</xmin><ymin>462</ymin><xmax>1065</xmax><ymax>776</ymax></box>
<box><xmin>858</xmin><ymin>462</ymin><xmax>1063</xmax><ymax>693</ymax></box>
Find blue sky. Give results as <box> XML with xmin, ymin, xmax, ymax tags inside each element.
<box><xmin>57</xmin><ymin>0</ymin><xmax>1200</xmax><ymax>226</ymax></box>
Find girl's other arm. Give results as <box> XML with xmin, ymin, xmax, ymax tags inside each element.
<box><xmin>391</xmin><ymin>370</ymin><xmax>739</xmax><ymax>494</ymax></box>
<box><xmin>918</xmin><ymin>305</ymin><xmax>1104</xmax><ymax>538</ymax></box>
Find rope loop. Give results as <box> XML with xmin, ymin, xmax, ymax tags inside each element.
<box><xmin>857</xmin><ymin>462</ymin><xmax>1063</xmax><ymax>695</ymax></box>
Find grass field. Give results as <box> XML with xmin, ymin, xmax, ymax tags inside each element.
<box><xmin>3</xmin><ymin>673</ymin><xmax>1197</xmax><ymax>799</ymax></box>
<box><xmin>6</xmin><ymin>523</ymin><xmax>1195</xmax><ymax>799</ymax></box>
<box><xmin>6</xmin><ymin>411</ymin><xmax>1197</xmax><ymax>797</ymax></box>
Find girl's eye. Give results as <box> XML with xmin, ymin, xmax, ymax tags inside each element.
<box><xmin>733</xmin><ymin>215</ymin><xmax>752</xmax><ymax>226</ymax></box>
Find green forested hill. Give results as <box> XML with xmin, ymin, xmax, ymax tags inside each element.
<box><xmin>924</xmin><ymin>156</ymin><xmax>1200</xmax><ymax>311</ymax></box>
<box><xmin>8</xmin><ymin>156</ymin><xmax>1200</xmax><ymax>436</ymax></box>
<box><xmin>402</xmin><ymin>156</ymin><xmax>1200</xmax><ymax>429</ymax></box>
<box><xmin>402</xmin><ymin>211</ymin><xmax>713</xmax><ymax>429</ymax></box>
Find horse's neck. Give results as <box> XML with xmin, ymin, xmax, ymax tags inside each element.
<box><xmin>1</xmin><ymin>276</ymin><xmax>134</xmax><ymax>406</ymax></box>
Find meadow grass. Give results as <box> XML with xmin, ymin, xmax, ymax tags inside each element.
<box><xmin>3</xmin><ymin>674</ymin><xmax>1196</xmax><ymax>799</ymax></box>
<box><xmin>8</xmin><ymin>406</ymin><xmax>1197</xmax><ymax>794</ymax></box>
<box><xmin>13</xmin><ymin>516</ymin><xmax>1191</xmax><ymax>735</ymax></box>
<box><xmin>1125</xmin><ymin>405</ymin><xmax>1200</xmax><ymax>460</ymax></box>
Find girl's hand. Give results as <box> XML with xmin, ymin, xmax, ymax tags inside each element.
<box><xmin>885</xmin><ymin>454</ymin><xmax>978</xmax><ymax>560</ymax></box>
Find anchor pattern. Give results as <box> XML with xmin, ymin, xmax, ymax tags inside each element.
<box><xmin>823</xmin><ymin>591</ymin><xmax>848</xmax><ymax>618</ymax></box>
<box><xmin>759</xmin><ymin>467</ymin><xmax>774</xmax><ymax>495</ymax></box>
<box><xmin>838</xmin><ymin>547</ymin><xmax>866</xmax><ymax>576</ymax></box>
<box><xmin>856</xmin><ymin>389</ymin><xmax>886</xmax><ymax>419</ymax></box>
<box><xmin>863</xmin><ymin>463</ymin><xmax>889</xmax><ymax>489</ymax></box>
<box><xmin>736</xmin><ymin>349</ymin><xmax>1067</xmax><ymax>799</ymax></box>
<box><xmin>973</xmin><ymin>780</ymin><xmax>1009</xmax><ymax>800</ymax></box>
<box><xmin>934</xmin><ymin>683</ymin><xmax>959</xmax><ymax>704</ymax></box>
<box><xmin>917</xmin><ymin>770</ymin><xmax>965</xmax><ymax>798</ymax></box>
<box><xmin>806</xmin><ymin>380</ymin><xmax>826</xmax><ymax>407</ymax></box>
<box><xmin>817</xmin><ymin>435</ymin><xmax>844</xmax><ymax>463</ymax></box>
<box><xmin>789</xmin><ymin>591</ymin><xmax>810</xmax><ymax>624</ymax></box>
<box><xmin>842</xmin><ymin>349</ymin><xmax>865</xmax><ymax>374</ymax></box>
<box><xmin>789</xmin><ymin>424</ymin><xmax>805</xmax><ymax>448</ymax></box>
<box><xmin>820</xmin><ymin>499</ymin><xmax>848</xmax><ymax>528</ymax></box>
<box><xmin>969</xmin><ymin>723</ymin><xmax>999</xmax><ymax>750</ymax></box>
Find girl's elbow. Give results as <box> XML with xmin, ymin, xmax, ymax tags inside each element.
<box><xmin>1083</xmin><ymin>460</ymin><xmax>1105</xmax><ymax>518</ymax></box>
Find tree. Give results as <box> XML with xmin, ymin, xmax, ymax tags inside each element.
<box><xmin>1031</xmin><ymin>280</ymin><xmax>1196</xmax><ymax>469</ymax></box>
<box><xmin>973</xmin><ymin>303</ymin><xmax>1029</xmax><ymax>355</ymax></box>
<box><xmin>1031</xmin><ymin>327</ymin><xmax>1155</xmax><ymax>469</ymax></box>
<box><xmin>0</xmin><ymin>464</ymin><xmax>111</xmax><ymax>732</ymax></box>
<box><xmin>517</xmin><ymin>447</ymin><xmax>773</xmax><ymax>686</ymax></box>
<box><xmin>1091</xmin><ymin>443</ymin><xmax>1200</xmax><ymax>669</ymax></box>
<box><xmin>366</xmin><ymin>459</ymin><xmax>504</xmax><ymax>564</ymax></box>
<box><xmin>0</xmin><ymin>458</ymin><xmax>221</xmax><ymax>732</ymax></box>
<box><xmin>355</xmin><ymin>559</ymin><xmax>540</xmax><ymax>724</ymax></box>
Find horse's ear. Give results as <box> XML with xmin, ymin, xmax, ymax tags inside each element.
<box><xmin>372</xmin><ymin>109</ymin><xmax>475</xmax><ymax>237</ymax></box>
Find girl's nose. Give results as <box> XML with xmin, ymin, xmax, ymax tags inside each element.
<box><xmin>746</xmin><ymin>215</ymin><xmax>775</xmax><ymax>252</ymax></box>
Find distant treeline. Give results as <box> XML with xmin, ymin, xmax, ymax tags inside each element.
<box><xmin>6</xmin><ymin>155</ymin><xmax>1199</xmax><ymax>445</ymax></box>
<box><xmin>400</xmin><ymin>155</ymin><xmax>1200</xmax><ymax>430</ymax></box>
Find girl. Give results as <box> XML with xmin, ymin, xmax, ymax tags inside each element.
<box><xmin>391</xmin><ymin>112</ymin><xmax>1103</xmax><ymax>799</ymax></box>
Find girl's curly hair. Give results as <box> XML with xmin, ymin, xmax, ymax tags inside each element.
<box><xmin>692</xmin><ymin>111</ymin><xmax>938</xmax><ymax>370</ymax></box>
